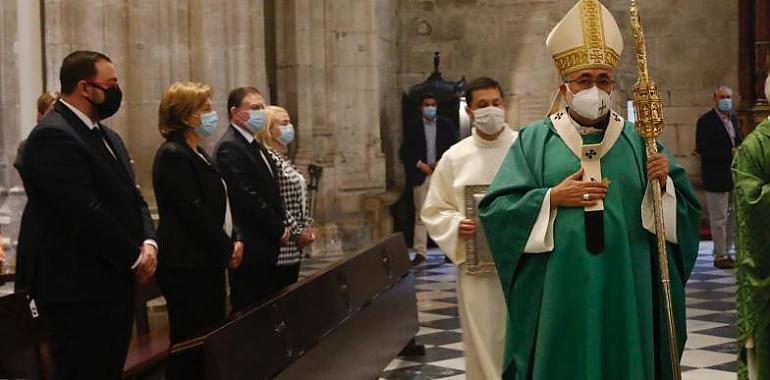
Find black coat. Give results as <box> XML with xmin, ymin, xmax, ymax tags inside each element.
<box><xmin>696</xmin><ymin>109</ymin><xmax>742</xmax><ymax>192</ymax></box>
<box><xmin>214</xmin><ymin>126</ymin><xmax>285</xmax><ymax>267</ymax></box>
<box><xmin>399</xmin><ymin>116</ymin><xmax>459</xmax><ymax>186</ymax></box>
<box><xmin>16</xmin><ymin>101</ymin><xmax>156</xmax><ymax>304</ymax></box>
<box><xmin>153</xmin><ymin>135</ymin><xmax>239</xmax><ymax>270</ymax></box>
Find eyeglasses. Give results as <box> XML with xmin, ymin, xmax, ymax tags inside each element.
<box><xmin>564</xmin><ymin>77</ymin><xmax>615</xmax><ymax>91</ymax></box>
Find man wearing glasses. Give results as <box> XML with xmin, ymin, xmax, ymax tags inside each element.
<box><xmin>478</xmin><ymin>1</ymin><xmax>702</xmax><ymax>378</ymax></box>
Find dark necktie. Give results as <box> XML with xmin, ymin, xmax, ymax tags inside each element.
<box><xmin>252</xmin><ymin>141</ymin><xmax>274</xmax><ymax>177</ymax></box>
<box><xmin>90</xmin><ymin>126</ymin><xmax>117</xmax><ymax>161</ymax></box>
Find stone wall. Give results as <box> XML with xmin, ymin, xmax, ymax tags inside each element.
<box><xmin>273</xmin><ymin>0</ymin><xmax>399</xmax><ymax>252</ymax></box>
<box><xmin>0</xmin><ymin>0</ymin><xmax>270</xmax><ymax>272</ymax></box>
<box><xmin>396</xmin><ymin>0</ymin><xmax>740</xmax><ymax>188</ymax></box>
<box><xmin>42</xmin><ymin>0</ymin><xmax>270</xmax><ymax>202</ymax></box>
<box><xmin>0</xmin><ymin>0</ymin><xmax>747</xmax><ymax>264</ymax></box>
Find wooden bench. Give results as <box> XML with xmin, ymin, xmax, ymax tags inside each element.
<box><xmin>169</xmin><ymin>233</ymin><xmax>420</xmax><ymax>380</ymax></box>
<box><xmin>0</xmin><ymin>271</ymin><xmax>171</xmax><ymax>380</ymax></box>
<box><xmin>122</xmin><ymin>277</ymin><xmax>170</xmax><ymax>379</ymax></box>
<box><xmin>0</xmin><ymin>273</ymin><xmax>54</xmax><ymax>380</ymax></box>
<box><xmin>2</xmin><ymin>233</ymin><xmax>421</xmax><ymax>379</ymax></box>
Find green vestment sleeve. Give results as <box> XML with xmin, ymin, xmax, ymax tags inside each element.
<box><xmin>733</xmin><ymin>119</ymin><xmax>770</xmax><ymax>380</ymax></box>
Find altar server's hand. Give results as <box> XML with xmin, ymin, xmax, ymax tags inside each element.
<box><xmin>458</xmin><ymin>218</ymin><xmax>478</xmax><ymax>240</ymax></box>
<box><xmin>551</xmin><ymin>168</ymin><xmax>607</xmax><ymax>208</ymax></box>
<box><xmin>417</xmin><ymin>161</ymin><xmax>433</xmax><ymax>175</ymax></box>
<box><xmin>646</xmin><ymin>153</ymin><xmax>669</xmax><ymax>190</ymax></box>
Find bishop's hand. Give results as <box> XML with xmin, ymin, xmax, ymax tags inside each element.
<box><xmin>550</xmin><ymin>168</ymin><xmax>607</xmax><ymax>208</ymax></box>
<box><xmin>646</xmin><ymin>153</ymin><xmax>669</xmax><ymax>191</ymax></box>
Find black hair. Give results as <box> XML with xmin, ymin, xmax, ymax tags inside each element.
<box><xmin>227</xmin><ymin>86</ymin><xmax>262</xmax><ymax>118</ymax></box>
<box><xmin>464</xmin><ymin>77</ymin><xmax>504</xmax><ymax>105</ymax></box>
<box><xmin>59</xmin><ymin>50</ymin><xmax>111</xmax><ymax>94</ymax></box>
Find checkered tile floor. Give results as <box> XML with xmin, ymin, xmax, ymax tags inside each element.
<box><xmin>305</xmin><ymin>241</ymin><xmax>735</xmax><ymax>380</ymax></box>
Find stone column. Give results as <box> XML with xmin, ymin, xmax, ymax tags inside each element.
<box><xmin>738</xmin><ymin>0</ymin><xmax>770</xmax><ymax>131</ymax></box>
<box><xmin>42</xmin><ymin>0</ymin><xmax>269</xmax><ymax>204</ymax></box>
<box><xmin>0</xmin><ymin>1</ymin><xmax>45</xmax><ymax>273</ymax></box>
<box><xmin>275</xmin><ymin>0</ymin><xmax>397</xmax><ymax>253</ymax></box>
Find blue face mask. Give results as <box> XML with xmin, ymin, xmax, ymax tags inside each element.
<box><xmin>195</xmin><ymin>111</ymin><xmax>218</xmax><ymax>138</ymax></box>
<box><xmin>246</xmin><ymin>109</ymin><xmax>266</xmax><ymax>133</ymax></box>
<box><xmin>718</xmin><ymin>98</ymin><xmax>732</xmax><ymax>112</ymax></box>
<box><xmin>277</xmin><ymin>124</ymin><xmax>295</xmax><ymax>146</ymax></box>
<box><xmin>423</xmin><ymin>106</ymin><xmax>437</xmax><ymax>119</ymax></box>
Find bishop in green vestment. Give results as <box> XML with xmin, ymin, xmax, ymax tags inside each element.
<box><xmin>478</xmin><ymin>1</ymin><xmax>701</xmax><ymax>379</ymax></box>
<box><xmin>732</xmin><ymin>75</ymin><xmax>770</xmax><ymax>380</ymax></box>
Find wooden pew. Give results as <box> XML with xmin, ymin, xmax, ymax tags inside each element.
<box><xmin>174</xmin><ymin>233</ymin><xmax>419</xmax><ymax>380</ymax></box>
<box><xmin>3</xmin><ymin>233</ymin><xmax>419</xmax><ymax>379</ymax></box>
<box><xmin>0</xmin><ymin>273</ymin><xmax>53</xmax><ymax>380</ymax></box>
<box><xmin>0</xmin><ymin>272</ymin><xmax>172</xmax><ymax>380</ymax></box>
<box><xmin>122</xmin><ymin>277</ymin><xmax>170</xmax><ymax>379</ymax></box>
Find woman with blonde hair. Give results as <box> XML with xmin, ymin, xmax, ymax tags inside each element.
<box><xmin>256</xmin><ymin>105</ymin><xmax>314</xmax><ymax>287</ymax></box>
<box><xmin>152</xmin><ymin>81</ymin><xmax>243</xmax><ymax>380</ymax></box>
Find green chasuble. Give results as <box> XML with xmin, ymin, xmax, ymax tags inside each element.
<box><xmin>733</xmin><ymin>118</ymin><xmax>770</xmax><ymax>380</ymax></box>
<box><xmin>478</xmin><ymin>114</ymin><xmax>701</xmax><ymax>380</ymax></box>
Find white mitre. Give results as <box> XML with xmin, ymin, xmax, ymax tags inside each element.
<box><xmin>546</xmin><ymin>0</ymin><xmax>624</xmax><ymax>78</ymax></box>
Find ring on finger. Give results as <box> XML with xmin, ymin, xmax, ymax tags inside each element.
<box><xmin>582</xmin><ymin>193</ymin><xmax>591</xmax><ymax>201</ymax></box>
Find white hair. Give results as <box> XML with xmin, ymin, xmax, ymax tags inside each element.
<box><xmin>713</xmin><ymin>84</ymin><xmax>733</xmax><ymax>96</ymax></box>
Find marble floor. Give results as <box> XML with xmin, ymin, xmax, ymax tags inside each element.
<box><xmin>367</xmin><ymin>241</ymin><xmax>737</xmax><ymax>380</ymax></box>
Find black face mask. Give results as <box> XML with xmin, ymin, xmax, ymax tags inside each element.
<box><xmin>86</xmin><ymin>82</ymin><xmax>123</xmax><ymax>120</ymax></box>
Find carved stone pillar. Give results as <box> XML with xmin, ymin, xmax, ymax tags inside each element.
<box><xmin>43</xmin><ymin>0</ymin><xmax>269</xmax><ymax>204</ymax></box>
<box><xmin>274</xmin><ymin>0</ymin><xmax>398</xmax><ymax>253</ymax></box>
<box><xmin>738</xmin><ymin>0</ymin><xmax>770</xmax><ymax>132</ymax></box>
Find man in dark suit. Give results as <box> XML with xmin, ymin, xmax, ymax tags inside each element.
<box><xmin>214</xmin><ymin>86</ymin><xmax>286</xmax><ymax>313</ymax></box>
<box><xmin>399</xmin><ymin>93</ymin><xmax>459</xmax><ymax>265</ymax></box>
<box><xmin>16</xmin><ymin>50</ymin><xmax>157</xmax><ymax>379</ymax></box>
<box><xmin>696</xmin><ymin>84</ymin><xmax>742</xmax><ymax>269</ymax></box>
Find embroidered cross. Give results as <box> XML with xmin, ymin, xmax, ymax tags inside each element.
<box><xmin>613</xmin><ymin>112</ymin><xmax>621</xmax><ymax>122</ymax></box>
<box><xmin>585</xmin><ymin>149</ymin><xmax>598</xmax><ymax>159</ymax></box>
<box><xmin>554</xmin><ymin>111</ymin><xmax>564</xmax><ymax>120</ymax></box>
<box><xmin>598</xmin><ymin>101</ymin><xmax>608</xmax><ymax>115</ymax></box>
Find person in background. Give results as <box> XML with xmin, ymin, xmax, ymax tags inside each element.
<box><xmin>37</xmin><ymin>91</ymin><xmax>59</xmax><ymax>121</ymax></box>
<box><xmin>215</xmin><ymin>86</ymin><xmax>286</xmax><ymax>314</ymax></box>
<box><xmin>15</xmin><ymin>91</ymin><xmax>60</xmax><ymax>173</ymax></box>
<box><xmin>152</xmin><ymin>82</ymin><xmax>244</xmax><ymax>380</ymax></box>
<box><xmin>257</xmin><ymin>105</ymin><xmax>314</xmax><ymax>288</ymax></box>
<box><xmin>399</xmin><ymin>93</ymin><xmax>459</xmax><ymax>266</ymax></box>
<box><xmin>696</xmin><ymin>84</ymin><xmax>742</xmax><ymax>269</ymax></box>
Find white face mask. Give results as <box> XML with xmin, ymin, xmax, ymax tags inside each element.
<box><xmin>566</xmin><ymin>86</ymin><xmax>612</xmax><ymax>121</ymax></box>
<box><xmin>472</xmin><ymin>106</ymin><xmax>505</xmax><ymax>135</ymax></box>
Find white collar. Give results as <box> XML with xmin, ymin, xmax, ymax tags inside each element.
<box><xmin>60</xmin><ymin>99</ymin><xmax>99</xmax><ymax>130</ymax></box>
<box><xmin>231</xmin><ymin>123</ymin><xmax>255</xmax><ymax>143</ymax></box>
<box><xmin>550</xmin><ymin>109</ymin><xmax>624</xmax><ymax>160</ymax></box>
<box><xmin>550</xmin><ymin>109</ymin><xmax>625</xmax><ymax>213</ymax></box>
<box><xmin>471</xmin><ymin>124</ymin><xmax>515</xmax><ymax>148</ymax></box>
